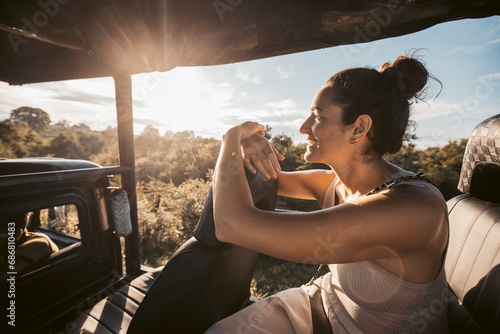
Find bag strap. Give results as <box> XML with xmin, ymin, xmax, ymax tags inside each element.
<box><xmin>366</xmin><ymin>171</ymin><xmax>437</xmax><ymax>195</ymax></box>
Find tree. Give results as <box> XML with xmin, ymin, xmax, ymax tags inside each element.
<box><xmin>264</xmin><ymin>125</ymin><xmax>272</xmax><ymax>140</ymax></box>
<box><xmin>43</xmin><ymin>133</ymin><xmax>86</xmax><ymax>159</ymax></box>
<box><xmin>387</xmin><ymin>143</ymin><xmax>422</xmax><ymax>172</ymax></box>
<box><xmin>0</xmin><ymin>119</ymin><xmax>42</xmax><ymax>158</ymax></box>
<box><xmin>10</xmin><ymin>107</ymin><xmax>51</xmax><ymax>130</ymax></box>
<box><xmin>53</xmin><ymin>120</ymin><xmax>72</xmax><ymax>128</ymax></box>
<box><xmin>142</xmin><ymin>124</ymin><xmax>160</xmax><ymax>137</ymax></box>
<box><xmin>420</xmin><ymin>139</ymin><xmax>467</xmax><ymax>200</ymax></box>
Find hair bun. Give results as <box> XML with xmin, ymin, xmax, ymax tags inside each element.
<box><xmin>379</xmin><ymin>55</ymin><xmax>429</xmax><ymax>101</ymax></box>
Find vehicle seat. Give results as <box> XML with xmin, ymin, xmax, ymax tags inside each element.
<box><xmin>445</xmin><ymin>114</ymin><xmax>500</xmax><ymax>333</ymax></box>
<box><xmin>126</xmin><ymin>169</ymin><xmax>278</xmax><ymax>334</ymax></box>
<box><xmin>68</xmin><ymin>267</ymin><xmax>162</xmax><ymax>333</ymax></box>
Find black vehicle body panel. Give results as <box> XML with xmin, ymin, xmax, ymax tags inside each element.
<box><xmin>0</xmin><ymin>160</ymin><xmax>124</xmax><ymax>333</ymax></box>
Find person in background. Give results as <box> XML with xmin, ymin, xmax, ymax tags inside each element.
<box><xmin>1</xmin><ymin>212</ymin><xmax>59</xmax><ymax>277</ymax></box>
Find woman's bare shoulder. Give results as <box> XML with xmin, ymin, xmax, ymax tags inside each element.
<box><xmin>376</xmin><ymin>182</ymin><xmax>447</xmax><ymax>242</ymax></box>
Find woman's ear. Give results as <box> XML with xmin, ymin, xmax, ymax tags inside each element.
<box><xmin>352</xmin><ymin>114</ymin><xmax>372</xmax><ymax>140</ymax></box>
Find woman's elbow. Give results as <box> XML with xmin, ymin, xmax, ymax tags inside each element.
<box><xmin>214</xmin><ymin>211</ymin><xmax>231</xmax><ymax>243</ymax></box>
<box><xmin>214</xmin><ymin>205</ymin><xmax>257</xmax><ymax>243</ymax></box>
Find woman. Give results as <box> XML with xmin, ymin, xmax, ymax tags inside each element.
<box><xmin>206</xmin><ymin>55</ymin><xmax>449</xmax><ymax>333</ymax></box>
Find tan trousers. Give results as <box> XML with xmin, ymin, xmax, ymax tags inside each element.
<box><xmin>205</xmin><ymin>286</ymin><xmax>314</xmax><ymax>334</ymax></box>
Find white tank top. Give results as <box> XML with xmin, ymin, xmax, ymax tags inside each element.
<box><xmin>318</xmin><ymin>171</ymin><xmax>449</xmax><ymax>333</ymax></box>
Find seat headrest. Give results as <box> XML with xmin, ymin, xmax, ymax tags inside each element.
<box><xmin>458</xmin><ymin>114</ymin><xmax>500</xmax><ymax>198</ymax></box>
<box><xmin>469</xmin><ymin>162</ymin><xmax>500</xmax><ymax>204</ymax></box>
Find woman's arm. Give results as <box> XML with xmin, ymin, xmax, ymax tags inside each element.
<box><xmin>217</xmin><ymin>187</ymin><xmax>445</xmax><ymax>265</ymax></box>
<box><xmin>277</xmin><ymin>170</ymin><xmax>336</xmax><ymax>204</ymax></box>
<box><xmin>213</xmin><ymin>122</ymin><xmax>262</xmax><ymax>232</ymax></box>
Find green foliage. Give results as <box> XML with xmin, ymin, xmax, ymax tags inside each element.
<box><xmin>89</xmin><ymin>127</ymin><xmax>119</xmax><ymax>166</ymax></box>
<box><xmin>137</xmin><ymin>178</ymin><xmax>211</xmax><ymax>267</ymax></box>
<box><xmin>134</xmin><ymin>127</ymin><xmax>220</xmax><ymax>185</ymax></box>
<box><xmin>388</xmin><ymin>139</ymin><xmax>467</xmax><ymax>199</ymax></box>
<box><xmin>0</xmin><ymin>120</ymin><xmax>42</xmax><ymax>157</ymax></box>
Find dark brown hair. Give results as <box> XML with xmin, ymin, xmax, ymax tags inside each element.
<box><xmin>326</xmin><ymin>54</ymin><xmax>436</xmax><ymax>156</ymax></box>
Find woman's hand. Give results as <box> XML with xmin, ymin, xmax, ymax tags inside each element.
<box><xmin>241</xmin><ymin>133</ymin><xmax>285</xmax><ymax>179</ymax></box>
<box><xmin>223</xmin><ymin>121</ymin><xmax>284</xmax><ymax>179</ymax></box>
<box><xmin>225</xmin><ymin>121</ymin><xmax>265</xmax><ymax>141</ymax></box>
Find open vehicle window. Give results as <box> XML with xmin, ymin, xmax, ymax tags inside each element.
<box><xmin>1</xmin><ymin>211</ymin><xmax>59</xmax><ymax>277</ymax></box>
<box><xmin>38</xmin><ymin>205</ymin><xmax>81</xmax><ymax>239</ymax></box>
<box><xmin>1</xmin><ymin>204</ymin><xmax>83</xmax><ymax>276</ymax></box>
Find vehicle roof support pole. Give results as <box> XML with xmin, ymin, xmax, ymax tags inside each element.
<box><xmin>114</xmin><ymin>73</ymin><xmax>141</xmax><ymax>273</ymax></box>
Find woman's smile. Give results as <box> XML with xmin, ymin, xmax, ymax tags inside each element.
<box><xmin>306</xmin><ymin>137</ymin><xmax>318</xmax><ymax>148</ymax></box>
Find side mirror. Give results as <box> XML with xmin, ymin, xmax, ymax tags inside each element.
<box><xmin>48</xmin><ymin>205</ymin><xmax>67</xmax><ymax>228</ymax></box>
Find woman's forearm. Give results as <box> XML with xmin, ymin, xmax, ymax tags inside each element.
<box><xmin>213</xmin><ymin>126</ymin><xmax>255</xmax><ymax>241</ymax></box>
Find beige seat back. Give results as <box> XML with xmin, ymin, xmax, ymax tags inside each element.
<box><xmin>445</xmin><ymin>114</ymin><xmax>500</xmax><ymax>333</ymax></box>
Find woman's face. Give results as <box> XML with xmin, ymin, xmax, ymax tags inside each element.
<box><xmin>299</xmin><ymin>85</ymin><xmax>353</xmax><ymax>164</ymax></box>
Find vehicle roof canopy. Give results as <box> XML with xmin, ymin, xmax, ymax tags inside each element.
<box><xmin>1</xmin><ymin>0</ymin><xmax>499</xmax><ymax>85</ymax></box>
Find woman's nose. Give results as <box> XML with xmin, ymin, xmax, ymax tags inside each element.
<box><xmin>299</xmin><ymin>114</ymin><xmax>313</xmax><ymax>134</ymax></box>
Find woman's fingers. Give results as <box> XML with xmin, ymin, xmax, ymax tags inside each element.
<box><xmin>243</xmin><ymin>156</ymin><xmax>257</xmax><ymax>174</ymax></box>
<box><xmin>241</xmin><ymin>134</ymin><xmax>283</xmax><ymax>179</ymax></box>
<box><xmin>272</xmin><ymin>145</ymin><xmax>285</xmax><ymax>161</ymax></box>
<box><xmin>243</xmin><ymin>149</ymin><xmax>273</xmax><ymax>178</ymax></box>
<box><xmin>248</xmin><ymin>155</ymin><xmax>273</xmax><ymax>179</ymax></box>
<box><xmin>255</xmin><ymin>149</ymin><xmax>278</xmax><ymax>179</ymax></box>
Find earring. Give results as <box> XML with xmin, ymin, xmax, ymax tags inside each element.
<box><xmin>350</xmin><ymin>139</ymin><xmax>356</xmax><ymax>144</ymax></box>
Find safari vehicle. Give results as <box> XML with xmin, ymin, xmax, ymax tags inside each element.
<box><xmin>1</xmin><ymin>1</ymin><xmax>499</xmax><ymax>333</ymax></box>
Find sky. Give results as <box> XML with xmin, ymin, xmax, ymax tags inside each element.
<box><xmin>0</xmin><ymin>16</ymin><xmax>499</xmax><ymax>149</ymax></box>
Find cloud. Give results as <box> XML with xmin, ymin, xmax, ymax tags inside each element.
<box><xmin>250</xmin><ymin>98</ymin><xmax>307</xmax><ymax>141</ymax></box>
<box><xmin>0</xmin><ymin>78</ymin><xmax>125</xmax><ymax>130</ymax></box>
<box><xmin>235</xmin><ymin>66</ymin><xmax>262</xmax><ymax>84</ymax></box>
<box><xmin>486</xmin><ymin>17</ymin><xmax>500</xmax><ymax>36</ymax></box>
<box><xmin>455</xmin><ymin>17</ymin><xmax>500</xmax><ymax>51</ymax></box>
<box><xmin>49</xmin><ymin>92</ymin><xmax>116</xmax><ymax>106</ymax></box>
<box><xmin>257</xmin><ymin>99</ymin><xmax>304</xmax><ymax>120</ymax></box>
<box><xmin>478</xmin><ymin>72</ymin><xmax>500</xmax><ymax>81</ymax></box>
<box><xmin>276</xmin><ymin>65</ymin><xmax>293</xmax><ymax>79</ymax></box>
<box><xmin>487</xmin><ymin>38</ymin><xmax>500</xmax><ymax>45</ymax></box>
<box><xmin>262</xmin><ymin>98</ymin><xmax>297</xmax><ymax>111</ymax></box>
<box><xmin>452</xmin><ymin>18</ymin><xmax>500</xmax><ymax>54</ymax></box>
<box><xmin>452</xmin><ymin>45</ymin><xmax>483</xmax><ymax>54</ymax></box>
<box><xmin>214</xmin><ymin>97</ymin><xmax>307</xmax><ymax>141</ymax></box>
